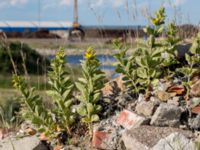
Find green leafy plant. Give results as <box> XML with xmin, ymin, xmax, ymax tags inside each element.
<box><xmin>12</xmin><ymin>75</ymin><xmax>56</xmax><ymax>137</ymax></box>
<box><xmin>0</xmin><ymin>97</ymin><xmax>22</xmax><ymax>129</ymax></box>
<box><xmin>113</xmin><ymin>7</ymin><xmax>167</xmax><ymax>98</ymax></box>
<box><xmin>12</xmin><ymin>49</ymin><xmax>76</xmax><ymax>141</ymax></box>
<box><xmin>47</xmin><ymin>48</ymin><xmax>75</xmax><ymax>135</ymax></box>
<box><xmin>113</xmin><ymin>39</ymin><xmax>139</xmax><ymax>94</ymax></box>
<box><xmin>75</xmin><ymin>47</ymin><xmax>105</xmax><ymax>135</ymax></box>
<box><xmin>176</xmin><ymin>33</ymin><xmax>200</xmax><ymax>100</ymax></box>
<box><xmin>162</xmin><ymin>22</ymin><xmax>180</xmax><ymax>78</ymax></box>
<box><xmin>135</xmin><ymin>7</ymin><xmax>166</xmax><ymax>98</ymax></box>
<box><xmin>144</xmin><ymin>7</ymin><xmax>165</xmax><ymax>48</ymax></box>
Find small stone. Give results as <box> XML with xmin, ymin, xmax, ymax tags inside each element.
<box><xmin>157</xmin><ymin>80</ymin><xmax>171</xmax><ymax>91</ymax></box>
<box><xmin>25</xmin><ymin>128</ymin><xmax>37</xmax><ymax>136</ymax></box>
<box><xmin>155</xmin><ymin>91</ymin><xmax>176</xmax><ymax>102</ymax></box>
<box><xmin>117</xmin><ymin>109</ymin><xmax>149</xmax><ymax>130</ymax></box>
<box><xmin>150</xmin><ymin>96</ymin><xmax>160</xmax><ymax>104</ymax></box>
<box><xmin>189</xmin><ymin>115</ymin><xmax>200</xmax><ymax>130</ymax></box>
<box><xmin>152</xmin><ymin>132</ymin><xmax>196</xmax><ymax>150</ymax></box>
<box><xmin>150</xmin><ymin>103</ymin><xmax>182</xmax><ymax>127</ymax></box>
<box><xmin>138</xmin><ymin>94</ymin><xmax>145</xmax><ymax>102</ymax></box>
<box><xmin>135</xmin><ymin>101</ymin><xmax>158</xmax><ymax>117</ymax></box>
<box><xmin>167</xmin><ymin>96</ymin><xmax>180</xmax><ymax>106</ymax></box>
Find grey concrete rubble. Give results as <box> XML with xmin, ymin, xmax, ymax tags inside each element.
<box><xmin>135</xmin><ymin>100</ymin><xmax>158</xmax><ymax>117</ymax></box>
<box><xmin>122</xmin><ymin>125</ymin><xmax>194</xmax><ymax>150</ymax></box>
<box><xmin>150</xmin><ymin>103</ymin><xmax>182</xmax><ymax>127</ymax></box>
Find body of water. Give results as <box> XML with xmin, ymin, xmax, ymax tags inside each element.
<box><xmin>48</xmin><ymin>55</ymin><xmax>116</xmax><ymax>71</ymax></box>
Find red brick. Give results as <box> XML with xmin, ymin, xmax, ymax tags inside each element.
<box><xmin>92</xmin><ymin>130</ymin><xmax>107</xmax><ymax>149</ymax></box>
<box><xmin>117</xmin><ymin>109</ymin><xmax>146</xmax><ymax>129</ymax></box>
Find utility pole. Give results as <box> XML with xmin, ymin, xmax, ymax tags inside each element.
<box><xmin>74</xmin><ymin>0</ymin><xmax>78</xmax><ymax>24</ymax></box>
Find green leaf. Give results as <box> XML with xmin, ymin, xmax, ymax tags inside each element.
<box><xmin>63</xmin><ymin>89</ymin><xmax>72</xmax><ymax>100</ymax></box>
<box><xmin>64</xmin><ymin>100</ymin><xmax>73</xmax><ymax>108</ymax></box>
<box><xmin>77</xmin><ymin>105</ymin><xmax>87</xmax><ymax>117</ymax></box>
<box><xmin>75</xmin><ymin>82</ymin><xmax>85</xmax><ymax>94</ymax></box>
<box><xmin>185</xmin><ymin>54</ymin><xmax>191</xmax><ymax>64</ymax></box>
<box><xmin>93</xmin><ymin>92</ymin><xmax>101</xmax><ymax>103</ymax></box>
<box><xmin>91</xmin><ymin>114</ymin><xmax>99</xmax><ymax>122</ymax></box>
<box><xmin>94</xmin><ymin>105</ymin><xmax>102</xmax><ymax>113</ymax></box>
<box><xmin>81</xmin><ymin>117</ymin><xmax>91</xmax><ymax>123</ymax></box>
<box><xmin>78</xmin><ymin>78</ymin><xmax>87</xmax><ymax>84</ymax></box>
<box><xmin>87</xmin><ymin>103</ymin><xmax>94</xmax><ymax>114</ymax></box>
<box><xmin>137</xmin><ymin>68</ymin><xmax>148</xmax><ymax>79</ymax></box>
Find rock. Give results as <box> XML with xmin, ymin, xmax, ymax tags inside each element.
<box><xmin>100</xmin><ymin>92</ymin><xmax>137</xmax><ymax>118</ymax></box>
<box><xmin>117</xmin><ymin>109</ymin><xmax>149</xmax><ymax>130</ymax></box>
<box><xmin>92</xmin><ymin>130</ymin><xmax>107</xmax><ymax>149</ymax></box>
<box><xmin>122</xmin><ymin>125</ymin><xmax>194</xmax><ymax>150</ymax></box>
<box><xmin>25</xmin><ymin>128</ymin><xmax>37</xmax><ymax>136</ymax></box>
<box><xmin>156</xmin><ymin>80</ymin><xmax>171</xmax><ymax>91</ymax></box>
<box><xmin>92</xmin><ymin>116</ymin><xmax>124</xmax><ymax>150</ymax></box>
<box><xmin>135</xmin><ymin>101</ymin><xmax>158</xmax><ymax>117</ymax></box>
<box><xmin>122</xmin><ymin>132</ymin><xmax>150</xmax><ymax>150</ymax></box>
<box><xmin>155</xmin><ymin>91</ymin><xmax>176</xmax><ymax>102</ymax></box>
<box><xmin>189</xmin><ymin>115</ymin><xmax>200</xmax><ymax>130</ymax></box>
<box><xmin>167</xmin><ymin>96</ymin><xmax>180</xmax><ymax>106</ymax></box>
<box><xmin>152</xmin><ymin>132</ymin><xmax>196</xmax><ymax>150</ymax></box>
<box><xmin>33</xmin><ymin>141</ymin><xmax>51</xmax><ymax>150</ymax></box>
<box><xmin>0</xmin><ymin>135</ymin><xmax>40</xmax><ymax>150</ymax></box>
<box><xmin>115</xmin><ymin>93</ymin><xmax>135</xmax><ymax>109</ymax></box>
<box><xmin>138</xmin><ymin>94</ymin><xmax>145</xmax><ymax>102</ymax></box>
<box><xmin>191</xmin><ymin>80</ymin><xmax>200</xmax><ymax>97</ymax></box>
<box><xmin>150</xmin><ymin>103</ymin><xmax>182</xmax><ymax>127</ymax></box>
<box><xmin>150</xmin><ymin>96</ymin><xmax>160</xmax><ymax>104</ymax></box>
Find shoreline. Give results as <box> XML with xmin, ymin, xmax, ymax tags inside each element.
<box><xmin>35</xmin><ymin>48</ymin><xmax>119</xmax><ymax>56</ymax></box>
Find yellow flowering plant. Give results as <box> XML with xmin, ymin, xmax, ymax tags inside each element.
<box><xmin>76</xmin><ymin>47</ymin><xmax>105</xmax><ymax>136</ymax></box>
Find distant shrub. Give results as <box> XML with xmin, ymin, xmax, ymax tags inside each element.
<box><xmin>0</xmin><ymin>41</ymin><xmax>50</xmax><ymax>75</ymax></box>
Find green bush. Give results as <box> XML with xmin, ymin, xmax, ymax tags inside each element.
<box><xmin>113</xmin><ymin>6</ymin><xmax>199</xmax><ymax>100</ymax></box>
<box><xmin>0</xmin><ymin>41</ymin><xmax>50</xmax><ymax>75</ymax></box>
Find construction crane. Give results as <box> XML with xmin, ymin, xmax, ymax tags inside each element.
<box><xmin>69</xmin><ymin>0</ymin><xmax>85</xmax><ymax>40</ymax></box>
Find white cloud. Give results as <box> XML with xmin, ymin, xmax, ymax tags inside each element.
<box><xmin>89</xmin><ymin>0</ymin><xmax>125</xmax><ymax>8</ymax></box>
<box><xmin>174</xmin><ymin>0</ymin><xmax>186</xmax><ymax>6</ymax></box>
<box><xmin>164</xmin><ymin>0</ymin><xmax>186</xmax><ymax>7</ymax></box>
<box><xmin>113</xmin><ymin>0</ymin><xmax>124</xmax><ymax>8</ymax></box>
<box><xmin>10</xmin><ymin>0</ymin><xmax>28</xmax><ymax>5</ymax></box>
<box><xmin>0</xmin><ymin>0</ymin><xmax>28</xmax><ymax>6</ymax></box>
<box><xmin>59</xmin><ymin>0</ymin><xmax>71</xmax><ymax>6</ymax></box>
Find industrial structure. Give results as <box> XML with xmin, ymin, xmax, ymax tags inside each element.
<box><xmin>0</xmin><ymin>0</ymin><xmax>143</xmax><ymax>39</ymax></box>
<box><xmin>0</xmin><ymin>0</ymin><xmax>85</xmax><ymax>39</ymax></box>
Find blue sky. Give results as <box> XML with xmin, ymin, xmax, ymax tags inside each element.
<box><xmin>0</xmin><ymin>0</ymin><xmax>199</xmax><ymax>26</ymax></box>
